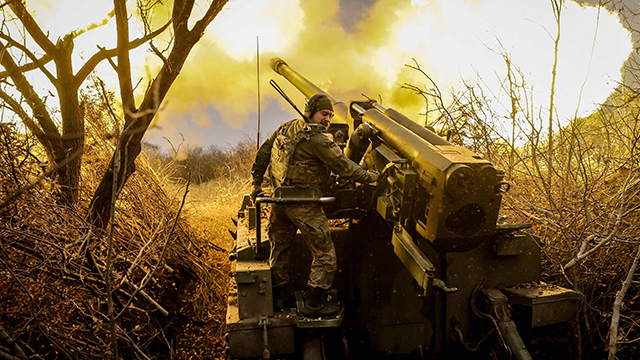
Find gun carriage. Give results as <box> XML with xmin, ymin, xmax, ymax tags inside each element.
<box><xmin>225</xmin><ymin>57</ymin><xmax>579</xmax><ymax>359</ymax></box>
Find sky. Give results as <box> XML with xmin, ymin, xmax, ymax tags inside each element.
<box><xmin>8</xmin><ymin>0</ymin><xmax>637</xmax><ymax>152</ymax></box>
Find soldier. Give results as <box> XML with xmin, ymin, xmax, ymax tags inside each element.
<box><xmin>250</xmin><ymin>94</ymin><xmax>377</xmax><ymax>317</ymax></box>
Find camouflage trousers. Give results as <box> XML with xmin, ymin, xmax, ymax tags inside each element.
<box><xmin>268</xmin><ymin>203</ymin><xmax>337</xmax><ymax>290</ymax></box>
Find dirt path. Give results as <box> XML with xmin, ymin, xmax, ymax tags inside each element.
<box><xmin>173</xmin><ymin>179</ymin><xmax>249</xmax><ymax>359</ymax></box>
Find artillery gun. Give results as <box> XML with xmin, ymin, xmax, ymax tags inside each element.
<box><xmin>225</xmin><ymin>57</ymin><xmax>580</xmax><ymax>359</ymax></box>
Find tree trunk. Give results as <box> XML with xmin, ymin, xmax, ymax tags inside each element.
<box><xmin>55</xmin><ymin>38</ymin><xmax>84</xmax><ymax>205</ymax></box>
<box><xmin>3</xmin><ymin>2</ymin><xmax>84</xmax><ymax>206</ymax></box>
<box><xmin>88</xmin><ymin>0</ymin><xmax>228</xmax><ymax>228</ymax></box>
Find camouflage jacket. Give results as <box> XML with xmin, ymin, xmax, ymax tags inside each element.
<box><xmin>251</xmin><ymin>118</ymin><xmax>375</xmax><ymax>188</ymax></box>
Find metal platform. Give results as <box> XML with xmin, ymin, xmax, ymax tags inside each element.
<box><xmin>291</xmin><ymin>291</ymin><xmax>345</xmax><ymax>328</ymax></box>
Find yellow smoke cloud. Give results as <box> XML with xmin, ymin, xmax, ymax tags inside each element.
<box><xmin>158</xmin><ymin>0</ymin><xmax>306</xmax><ymax>129</ymax></box>
<box><xmin>10</xmin><ymin>1</ymin><xmax>148</xmax><ymax>106</ymax></box>
<box><xmin>26</xmin><ymin>0</ymin><xmax>113</xmax><ymax>39</ymax></box>
<box><xmin>162</xmin><ymin>0</ymin><xmax>429</xmax><ymax>130</ymax></box>
<box><xmin>161</xmin><ymin>0</ymin><xmax>631</xmax><ymax>136</ymax></box>
<box><xmin>11</xmin><ymin>0</ymin><xmax>633</xmax><ymax>140</ymax></box>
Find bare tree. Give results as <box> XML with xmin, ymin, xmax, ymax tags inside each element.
<box><xmin>0</xmin><ymin>0</ymin><xmax>227</xmax><ymax>224</ymax></box>
<box><xmin>87</xmin><ymin>0</ymin><xmax>227</xmax><ymax>228</ymax></box>
<box><xmin>0</xmin><ymin>1</ymin><xmax>170</xmax><ymax>205</ymax></box>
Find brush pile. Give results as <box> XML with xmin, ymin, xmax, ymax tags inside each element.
<box><xmin>0</xmin><ymin>111</ymin><xmax>245</xmax><ymax>358</ymax></box>
<box><xmin>488</xmin><ymin>100</ymin><xmax>640</xmax><ymax>359</ymax></box>
<box><xmin>415</xmin><ymin>68</ymin><xmax>640</xmax><ymax>358</ymax></box>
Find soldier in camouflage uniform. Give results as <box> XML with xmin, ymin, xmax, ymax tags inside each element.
<box><xmin>250</xmin><ymin>94</ymin><xmax>377</xmax><ymax>316</ymax></box>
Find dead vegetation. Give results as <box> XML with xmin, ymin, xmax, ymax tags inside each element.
<box><xmin>403</xmin><ymin>44</ymin><xmax>640</xmax><ymax>358</ymax></box>
<box><xmin>0</xmin><ymin>86</ymin><xmax>251</xmax><ymax>358</ymax></box>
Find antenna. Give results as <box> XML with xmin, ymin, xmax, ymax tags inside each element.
<box><xmin>256</xmin><ymin>36</ymin><xmax>261</xmax><ymax>149</ymax></box>
<box><xmin>269</xmin><ymin>80</ymin><xmax>308</xmax><ymax>121</ymax></box>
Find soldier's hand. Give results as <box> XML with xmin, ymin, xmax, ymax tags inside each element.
<box><xmin>367</xmin><ymin>170</ymin><xmax>379</xmax><ymax>186</ymax></box>
<box><xmin>250</xmin><ymin>184</ymin><xmax>263</xmax><ymax>203</ymax></box>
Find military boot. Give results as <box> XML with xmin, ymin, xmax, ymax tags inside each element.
<box><xmin>300</xmin><ymin>286</ymin><xmax>339</xmax><ymax>317</ymax></box>
<box><xmin>273</xmin><ymin>286</ymin><xmax>290</xmax><ymax>311</ymax></box>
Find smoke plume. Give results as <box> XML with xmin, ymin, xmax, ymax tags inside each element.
<box><xmin>16</xmin><ymin>0</ymin><xmax>634</xmax><ymax>146</ymax></box>
<box><xmin>161</xmin><ymin>0</ymin><xmax>631</xmax><ymax>139</ymax></box>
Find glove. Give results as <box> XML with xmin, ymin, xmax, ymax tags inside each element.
<box><xmin>250</xmin><ymin>184</ymin><xmax>263</xmax><ymax>203</ymax></box>
<box><xmin>367</xmin><ymin>170</ymin><xmax>379</xmax><ymax>185</ymax></box>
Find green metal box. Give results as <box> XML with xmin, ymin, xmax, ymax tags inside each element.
<box><xmin>504</xmin><ymin>284</ymin><xmax>580</xmax><ymax>328</ymax></box>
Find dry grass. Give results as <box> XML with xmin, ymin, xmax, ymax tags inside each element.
<box><xmin>0</xmin><ymin>106</ymin><xmax>252</xmax><ymax>360</ymax></box>
<box><xmin>169</xmin><ymin>175</ymin><xmax>250</xmax><ymax>359</ymax></box>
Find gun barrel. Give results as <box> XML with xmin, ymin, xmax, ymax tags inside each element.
<box><xmin>370</xmin><ymin>102</ymin><xmax>451</xmax><ymax>146</ymax></box>
<box><xmin>364</xmin><ymin>109</ymin><xmax>442</xmax><ymax>183</ymax></box>
<box><xmin>270</xmin><ymin>57</ymin><xmax>350</xmax><ymax>128</ymax></box>
<box><xmin>364</xmin><ymin>107</ymin><xmax>502</xmax><ymax>241</ymax></box>
<box><xmin>270</xmin><ymin>57</ymin><xmax>326</xmax><ymax>99</ymax></box>
<box><xmin>269</xmin><ymin>57</ymin><xmax>502</xmax><ymax>242</ymax></box>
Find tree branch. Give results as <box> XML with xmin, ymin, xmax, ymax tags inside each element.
<box><xmin>0</xmin><ymin>349</ymin><xmax>23</xmax><ymax>360</ymax></box>
<box><xmin>115</xmin><ymin>174</ymin><xmax>190</xmax><ymax>321</ymax></box>
<box><xmin>0</xmin><ymin>149</ymin><xmax>83</xmax><ymax>211</ymax></box>
<box><xmin>117</xmin><ymin>325</ymin><xmax>152</xmax><ymax>360</ymax></box>
<box><xmin>190</xmin><ymin>0</ymin><xmax>226</xmax><ymax>36</ymax></box>
<box><xmin>0</xmin><ymin>33</ymin><xmax>57</xmax><ymax>85</ymax></box>
<box><xmin>114</xmin><ymin>0</ymin><xmax>135</xmax><ymax>114</ymax></box>
<box><xmin>172</xmin><ymin>0</ymin><xmax>196</xmax><ymax>33</ymax></box>
<box><xmin>0</xmin><ymin>43</ymin><xmax>61</xmax><ymax>144</ymax></box>
<box><xmin>149</xmin><ymin>41</ymin><xmax>170</xmax><ymax>73</ymax></box>
<box><xmin>105</xmin><ymin>77</ymin><xmax>125</xmax><ymax>360</ymax></box>
<box><xmin>0</xmin><ymin>324</ymin><xmax>27</xmax><ymax>360</ymax></box>
<box><xmin>94</xmin><ymin>263</ymin><xmax>169</xmax><ymax>318</ymax></box>
<box><xmin>608</xmin><ymin>245</ymin><xmax>640</xmax><ymax>360</ymax></box>
<box><xmin>564</xmin><ymin>165</ymin><xmax>638</xmax><ymax>270</ymax></box>
<box><xmin>75</xmin><ymin>20</ymin><xmax>171</xmax><ymax>87</ymax></box>
<box><xmin>7</xmin><ymin>1</ymin><xmax>58</xmax><ymax>57</ymax></box>
<box><xmin>0</xmin><ymin>53</ymin><xmax>52</xmax><ymax>80</ymax></box>
<box><xmin>0</xmin><ymin>87</ymin><xmax>54</xmax><ymax>161</ymax></box>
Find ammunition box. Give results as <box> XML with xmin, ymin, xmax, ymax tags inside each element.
<box><xmin>504</xmin><ymin>284</ymin><xmax>580</xmax><ymax>328</ymax></box>
<box><xmin>234</xmin><ymin>261</ymin><xmax>273</xmax><ymax>319</ymax></box>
